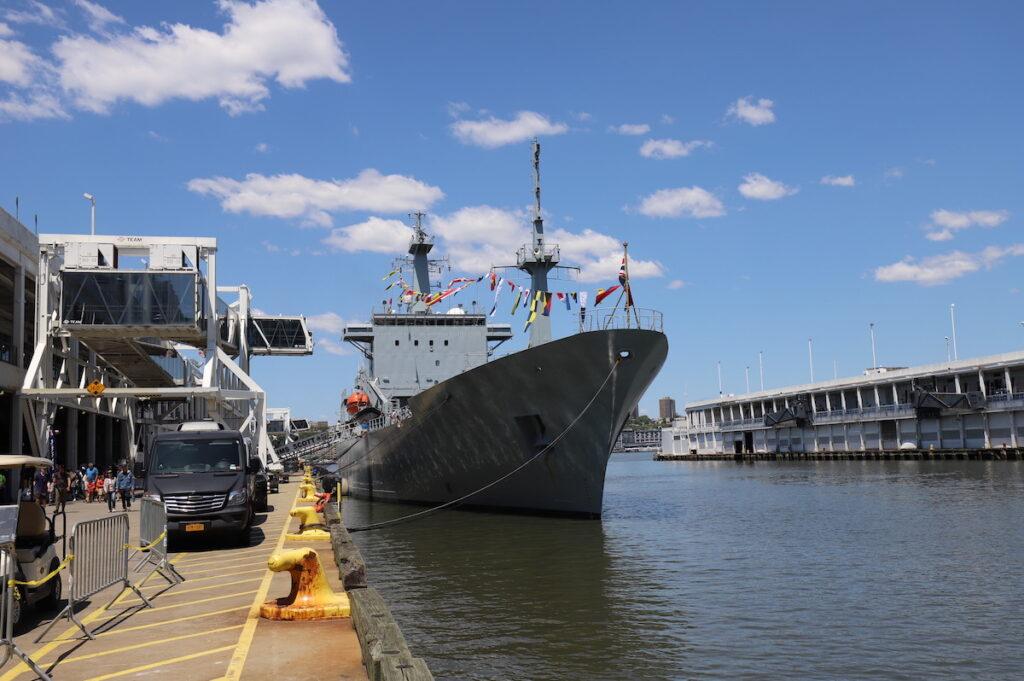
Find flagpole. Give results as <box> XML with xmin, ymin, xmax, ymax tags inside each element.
<box><xmin>622</xmin><ymin>242</ymin><xmax>640</xmax><ymax>327</ymax></box>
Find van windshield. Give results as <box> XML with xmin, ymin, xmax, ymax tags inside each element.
<box><xmin>152</xmin><ymin>439</ymin><xmax>243</xmax><ymax>473</ymax></box>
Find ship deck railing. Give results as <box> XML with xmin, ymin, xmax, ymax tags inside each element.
<box><xmin>580</xmin><ymin>307</ymin><xmax>663</xmax><ymax>333</ymax></box>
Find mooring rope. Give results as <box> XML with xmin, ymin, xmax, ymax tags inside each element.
<box><xmin>346</xmin><ymin>358</ymin><xmax>621</xmax><ymax>533</ymax></box>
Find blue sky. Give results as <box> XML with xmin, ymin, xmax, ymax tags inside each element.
<box><xmin>1</xmin><ymin>0</ymin><xmax>1022</xmax><ymax>418</ymax></box>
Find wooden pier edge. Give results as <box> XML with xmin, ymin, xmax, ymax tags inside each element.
<box><xmin>322</xmin><ymin>499</ymin><xmax>435</xmax><ymax>681</ymax></box>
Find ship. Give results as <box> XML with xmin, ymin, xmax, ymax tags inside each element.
<box><xmin>335</xmin><ymin>142</ymin><xmax>668</xmax><ymax>517</ymax></box>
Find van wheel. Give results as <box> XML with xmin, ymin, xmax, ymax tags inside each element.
<box><xmin>42</xmin><ymin>561</ymin><xmax>62</xmax><ymax>608</ymax></box>
<box><xmin>10</xmin><ymin>587</ymin><xmax>23</xmax><ymax>629</ymax></box>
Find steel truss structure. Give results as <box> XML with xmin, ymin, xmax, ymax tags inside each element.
<box><xmin>20</xmin><ymin>234</ymin><xmax>312</xmax><ymax>465</ymax></box>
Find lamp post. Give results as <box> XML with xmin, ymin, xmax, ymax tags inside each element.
<box><xmin>82</xmin><ymin>193</ymin><xmax>95</xmax><ymax>235</ymax></box>
<box><xmin>945</xmin><ymin>336</ymin><xmax>951</xmax><ymax>362</ymax></box>
<box><xmin>949</xmin><ymin>304</ymin><xmax>959</xmax><ymax>360</ymax></box>
<box><xmin>869</xmin><ymin>322</ymin><xmax>877</xmax><ymax>369</ymax></box>
<box><xmin>758</xmin><ymin>351</ymin><xmax>765</xmax><ymax>391</ymax></box>
<box><xmin>717</xmin><ymin>361</ymin><xmax>723</xmax><ymax>396</ymax></box>
<box><xmin>808</xmin><ymin>337</ymin><xmax>815</xmax><ymax>383</ymax></box>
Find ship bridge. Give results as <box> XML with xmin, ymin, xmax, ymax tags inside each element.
<box><xmin>21</xmin><ymin>234</ymin><xmax>312</xmax><ymax>465</ymax></box>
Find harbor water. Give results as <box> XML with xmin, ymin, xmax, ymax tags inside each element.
<box><xmin>346</xmin><ymin>455</ymin><xmax>1024</xmax><ymax>680</ymax></box>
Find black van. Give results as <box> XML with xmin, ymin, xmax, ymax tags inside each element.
<box><xmin>143</xmin><ymin>426</ymin><xmax>265</xmax><ymax>540</ymax></box>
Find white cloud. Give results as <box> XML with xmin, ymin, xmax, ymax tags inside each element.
<box><xmin>426</xmin><ymin>206</ymin><xmax>663</xmax><ymax>282</ymax></box>
<box><xmin>820</xmin><ymin>175</ymin><xmax>855</xmax><ymax>187</ymax></box>
<box><xmin>0</xmin><ymin>37</ymin><xmax>39</xmax><ymax>87</ymax></box>
<box><xmin>738</xmin><ymin>173</ymin><xmax>797</xmax><ymax>200</ymax></box>
<box><xmin>322</xmin><ymin>217</ymin><xmax>413</xmax><ymax>254</ymax></box>
<box><xmin>0</xmin><ymin>23</ymin><xmax>12</xmax><ymax>37</ymax></box>
<box><xmin>446</xmin><ymin>100</ymin><xmax>470</xmax><ymax>118</ymax></box>
<box><xmin>609</xmin><ymin>123</ymin><xmax>650</xmax><ymax>136</ymax></box>
<box><xmin>254</xmin><ymin>141</ymin><xmax>269</xmax><ymax>153</ymax></box>
<box><xmin>187</xmin><ymin>169</ymin><xmax>443</xmax><ymax>227</ymax></box>
<box><xmin>572</xmin><ymin>111</ymin><xmax>592</xmax><ymax>122</ymax></box>
<box><xmin>260</xmin><ymin>240</ymin><xmax>280</xmax><ymax>252</ymax></box>
<box><xmin>316</xmin><ymin>337</ymin><xmax>349</xmax><ymax>356</ymax></box>
<box><xmin>73</xmin><ymin>0</ymin><xmax>124</xmax><ymax>33</ymax></box>
<box><xmin>0</xmin><ymin>91</ymin><xmax>66</xmax><ymax>121</ymax></box>
<box><xmin>4</xmin><ymin>1</ymin><xmax>64</xmax><ymax>28</ymax></box>
<box><xmin>306</xmin><ymin>311</ymin><xmax>346</xmax><ymax>335</ymax></box>
<box><xmin>451</xmin><ymin>111</ymin><xmax>568</xmax><ymax>148</ymax></box>
<box><xmin>52</xmin><ymin>0</ymin><xmax>350</xmax><ymax>115</ymax></box>
<box><xmin>637</xmin><ymin>186</ymin><xmax>725</xmax><ymax>219</ymax></box>
<box><xmin>639</xmin><ymin>138</ymin><xmax>710</xmax><ymax>159</ymax></box>
<box><xmin>925</xmin><ymin>209</ymin><xmax>1008</xmax><ymax>242</ymax></box>
<box><xmin>726</xmin><ymin>96</ymin><xmax>775</xmax><ymax>126</ymax></box>
<box><xmin>660</xmin><ymin>113</ymin><xmax>675</xmax><ymax>124</ymax></box>
<box><xmin>874</xmin><ymin>244</ymin><xmax>1024</xmax><ymax>286</ymax></box>
<box><xmin>884</xmin><ymin>166</ymin><xmax>905</xmax><ymax>180</ymax></box>
<box><xmin>667</xmin><ymin>279</ymin><xmax>686</xmax><ymax>290</ymax></box>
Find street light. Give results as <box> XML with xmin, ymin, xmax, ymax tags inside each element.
<box><xmin>949</xmin><ymin>303</ymin><xmax>959</xmax><ymax>360</ymax></box>
<box><xmin>945</xmin><ymin>336</ymin><xmax>951</xmax><ymax>362</ymax></box>
<box><xmin>82</xmin><ymin>192</ymin><xmax>95</xmax><ymax>235</ymax></box>
<box><xmin>869</xmin><ymin>322</ymin><xmax>877</xmax><ymax>369</ymax></box>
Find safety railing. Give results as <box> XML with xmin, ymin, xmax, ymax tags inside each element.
<box><xmin>36</xmin><ymin>514</ymin><xmax>151</xmax><ymax>643</ymax></box>
<box><xmin>0</xmin><ymin>544</ymin><xmax>52</xmax><ymax>680</ymax></box>
<box><xmin>580</xmin><ymin>307</ymin><xmax>663</xmax><ymax>333</ymax></box>
<box><xmin>131</xmin><ymin>499</ymin><xmax>183</xmax><ymax>586</ymax></box>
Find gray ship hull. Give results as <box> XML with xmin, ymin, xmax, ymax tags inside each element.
<box><xmin>335</xmin><ymin>329</ymin><xmax>668</xmax><ymax>517</ymax></box>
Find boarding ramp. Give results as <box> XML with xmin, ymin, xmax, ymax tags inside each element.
<box><xmin>249</xmin><ymin>316</ymin><xmax>313</xmax><ymax>356</ymax></box>
<box><xmin>275</xmin><ymin>425</ymin><xmax>352</xmax><ymax>464</ymax></box>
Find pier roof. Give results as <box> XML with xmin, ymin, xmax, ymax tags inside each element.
<box><xmin>686</xmin><ymin>349</ymin><xmax>1024</xmax><ymax>409</ymax></box>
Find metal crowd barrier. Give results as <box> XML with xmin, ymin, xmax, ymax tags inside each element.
<box><xmin>130</xmin><ymin>499</ymin><xmax>183</xmax><ymax>586</ymax></box>
<box><xmin>36</xmin><ymin>514</ymin><xmax>151</xmax><ymax>643</ymax></box>
<box><xmin>0</xmin><ymin>545</ymin><xmax>51</xmax><ymax>681</ymax></box>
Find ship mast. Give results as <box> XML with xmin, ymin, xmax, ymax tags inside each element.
<box><xmin>408</xmin><ymin>211</ymin><xmax>433</xmax><ymax>297</ymax></box>
<box><xmin>517</xmin><ymin>139</ymin><xmax>559</xmax><ymax>346</ymax></box>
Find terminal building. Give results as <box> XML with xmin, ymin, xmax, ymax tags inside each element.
<box><xmin>662</xmin><ymin>351</ymin><xmax>1024</xmax><ymax>458</ymax></box>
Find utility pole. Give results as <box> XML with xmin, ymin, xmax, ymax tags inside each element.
<box><xmin>949</xmin><ymin>303</ymin><xmax>959</xmax><ymax>360</ymax></box>
<box><xmin>945</xmin><ymin>336</ymin><xmax>951</xmax><ymax>362</ymax></box>
<box><xmin>745</xmin><ymin>366</ymin><xmax>750</xmax><ymax>393</ymax></box>
<box><xmin>758</xmin><ymin>351</ymin><xmax>765</xmax><ymax>391</ymax></box>
<box><xmin>83</xmin><ymin>193</ymin><xmax>96</xmax><ymax>235</ymax></box>
<box><xmin>717</xmin><ymin>361</ymin><xmax>723</xmax><ymax>396</ymax></box>
<box><xmin>808</xmin><ymin>337</ymin><xmax>815</xmax><ymax>383</ymax></box>
<box><xmin>869</xmin><ymin>322</ymin><xmax>877</xmax><ymax>369</ymax></box>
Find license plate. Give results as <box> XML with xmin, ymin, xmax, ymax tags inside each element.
<box><xmin>184</xmin><ymin>523</ymin><xmax>206</xmax><ymax>532</ymax></box>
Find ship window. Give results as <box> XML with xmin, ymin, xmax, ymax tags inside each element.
<box><xmin>414</xmin><ymin>340</ymin><xmax>419</xmax><ymax>346</ymax></box>
<box><xmin>429</xmin><ymin>340</ymin><xmax>434</xmax><ymax>346</ymax></box>
<box><xmin>394</xmin><ymin>340</ymin><xmax>399</xmax><ymax>346</ymax></box>
<box><xmin>444</xmin><ymin>340</ymin><xmax>449</xmax><ymax>346</ymax></box>
<box><xmin>435</xmin><ymin>360</ymin><xmax>440</xmax><ymax>367</ymax></box>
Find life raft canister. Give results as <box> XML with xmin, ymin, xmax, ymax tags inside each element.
<box><xmin>345</xmin><ymin>391</ymin><xmax>371</xmax><ymax>415</ymax></box>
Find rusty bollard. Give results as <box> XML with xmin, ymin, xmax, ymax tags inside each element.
<box><xmin>260</xmin><ymin>548</ymin><xmax>351</xmax><ymax>620</ymax></box>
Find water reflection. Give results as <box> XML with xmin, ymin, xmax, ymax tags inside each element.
<box><xmin>346</xmin><ymin>499</ymin><xmax>691</xmax><ymax>680</ymax></box>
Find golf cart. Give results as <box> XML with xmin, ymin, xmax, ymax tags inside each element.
<box><xmin>0</xmin><ymin>455</ymin><xmax>64</xmax><ymax>629</ymax></box>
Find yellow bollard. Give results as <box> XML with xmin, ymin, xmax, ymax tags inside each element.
<box><xmin>260</xmin><ymin>548</ymin><xmax>350</xmax><ymax>620</ymax></box>
<box><xmin>298</xmin><ymin>482</ymin><xmax>316</xmax><ymax>499</ymax></box>
<box><xmin>286</xmin><ymin>506</ymin><xmax>330</xmax><ymax>541</ymax></box>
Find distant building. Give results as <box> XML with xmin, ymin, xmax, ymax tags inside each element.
<box><xmin>614</xmin><ymin>428</ymin><xmax>662</xmax><ymax>451</ymax></box>
<box><xmin>677</xmin><ymin>350</ymin><xmax>1024</xmax><ymax>456</ymax></box>
<box><xmin>659</xmin><ymin>396</ymin><xmax>676</xmax><ymax>421</ymax></box>
<box><xmin>627</xmin><ymin>403</ymin><xmax>640</xmax><ymax>420</ymax></box>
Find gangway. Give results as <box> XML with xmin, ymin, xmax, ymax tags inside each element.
<box><xmin>20</xmin><ymin>234</ymin><xmax>313</xmax><ymax>466</ymax></box>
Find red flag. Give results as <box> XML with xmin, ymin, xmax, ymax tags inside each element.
<box><xmin>489</xmin><ymin>272</ymin><xmax>497</xmax><ymax>291</ymax></box>
<box><xmin>618</xmin><ymin>257</ymin><xmax>627</xmax><ymax>285</ymax></box>
<box><xmin>542</xmin><ymin>292</ymin><xmax>553</xmax><ymax>316</ymax></box>
<box><xmin>595</xmin><ymin>285</ymin><xmax>620</xmax><ymax>305</ymax></box>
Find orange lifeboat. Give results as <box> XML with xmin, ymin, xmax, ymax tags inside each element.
<box><xmin>345</xmin><ymin>391</ymin><xmax>371</xmax><ymax>415</ymax></box>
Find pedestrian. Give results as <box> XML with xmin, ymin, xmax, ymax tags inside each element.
<box><xmin>33</xmin><ymin>467</ymin><xmax>48</xmax><ymax>507</ymax></box>
<box><xmin>84</xmin><ymin>462</ymin><xmax>99</xmax><ymax>502</ymax></box>
<box><xmin>116</xmin><ymin>465</ymin><xmax>134</xmax><ymax>511</ymax></box>
<box><xmin>104</xmin><ymin>469</ymin><xmax>117</xmax><ymax>512</ymax></box>
<box><xmin>53</xmin><ymin>465</ymin><xmax>68</xmax><ymax>514</ymax></box>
